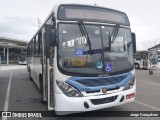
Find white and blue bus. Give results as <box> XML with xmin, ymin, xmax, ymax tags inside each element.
<box><xmin>27</xmin><ymin>3</ymin><xmax>136</xmax><ymax>115</ymax></box>
<box><xmin>18</xmin><ymin>52</ymin><xmax>27</xmax><ymax>65</ymax></box>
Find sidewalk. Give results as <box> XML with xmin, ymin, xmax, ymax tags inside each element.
<box><xmin>0</xmin><ymin>64</ymin><xmax>26</xmax><ymax>71</ymax></box>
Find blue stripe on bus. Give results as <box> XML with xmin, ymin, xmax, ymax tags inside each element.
<box><xmin>66</xmin><ymin>72</ymin><xmax>133</xmax><ymax>92</ymax></box>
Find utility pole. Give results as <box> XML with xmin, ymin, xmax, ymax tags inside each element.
<box><xmin>37</xmin><ymin>18</ymin><xmax>42</xmax><ymax>28</ymax></box>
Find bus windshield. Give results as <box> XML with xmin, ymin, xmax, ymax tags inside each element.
<box><xmin>19</xmin><ymin>52</ymin><xmax>27</xmax><ymax>61</ymax></box>
<box><xmin>58</xmin><ymin>23</ymin><xmax>133</xmax><ymax>76</ymax></box>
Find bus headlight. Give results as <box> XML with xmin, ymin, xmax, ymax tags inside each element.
<box><xmin>123</xmin><ymin>77</ymin><xmax>135</xmax><ymax>91</ymax></box>
<box><xmin>56</xmin><ymin>80</ymin><xmax>83</xmax><ymax>97</ymax></box>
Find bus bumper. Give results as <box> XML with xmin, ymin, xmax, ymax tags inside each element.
<box><xmin>55</xmin><ymin>85</ymin><xmax>136</xmax><ymax>115</ymax></box>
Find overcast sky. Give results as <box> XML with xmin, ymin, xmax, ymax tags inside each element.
<box><xmin>0</xmin><ymin>0</ymin><xmax>160</xmax><ymax>50</ymax></box>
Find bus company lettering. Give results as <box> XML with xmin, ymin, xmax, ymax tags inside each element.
<box><xmin>12</xmin><ymin>112</ymin><xmax>42</xmax><ymax>117</ymax></box>
<box><xmin>28</xmin><ymin>113</ymin><xmax>42</xmax><ymax>117</ymax></box>
<box><xmin>12</xmin><ymin>112</ymin><xmax>27</xmax><ymax>117</ymax></box>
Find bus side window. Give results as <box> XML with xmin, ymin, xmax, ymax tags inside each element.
<box><xmin>31</xmin><ymin>40</ymin><xmax>34</xmax><ymax>56</ymax></box>
<box><xmin>35</xmin><ymin>35</ymin><xmax>38</xmax><ymax>56</ymax></box>
<box><xmin>34</xmin><ymin>37</ymin><xmax>36</xmax><ymax>56</ymax></box>
<box><xmin>42</xmin><ymin>29</ymin><xmax>46</xmax><ymax>64</ymax></box>
<box><xmin>135</xmin><ymin>52</ymin><xmax>142</xmax><ymax>60</ymax></box>
<box><xmin>29</xmin><ymin>43</ymin><xmax>31</xmax><ymax>57</ymax></box>
<box><xmin>38</xmin><ymin>31</ymin><xmax>42</xmax><ymax>56</ymax></box>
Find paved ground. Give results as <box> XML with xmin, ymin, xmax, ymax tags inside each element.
<box><xmin>0</xmin><ymin>65</ymin><xmax>26</xmax><ymax>71</ymax></box>
<box><xmin>0</xmin><ymin>66</ymin><xmax>160</xmax><ymax>120</ymax></box>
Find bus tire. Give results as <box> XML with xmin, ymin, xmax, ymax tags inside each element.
<box><xmin>28</xmin><ymin>67</ymin><xmax>33</xmax><ymax>81</ymax></box>
<box><xmin>135</xmin><ymin>63</ymin><xmax>140</xmax><ymax>69</ymax></box>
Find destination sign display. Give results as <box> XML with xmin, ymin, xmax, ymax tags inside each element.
<box><xmin>58</xmin><ymin>5</ymin><xmax>130</xmax><ymax>26</ymax></box>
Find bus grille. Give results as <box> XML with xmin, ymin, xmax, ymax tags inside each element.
<box><xmin>76</xmin><ymin>76</ymin><xmax>126</xmax><ymax>87</ymax></box>
<box><xmin>90</xmin><ymin>95</ymin><xmax>118</xmax><ymax>105</ymax></box>
<box><xmin>85</xmin><ymin>87</ymin><xmax>119</xmax><ymax>94</ymax></box>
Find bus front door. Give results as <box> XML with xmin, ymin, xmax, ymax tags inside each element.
<box><xmin>44</xmin><ymin>24</ymin><xmax>55</xmax><ymax>111</ymax></box>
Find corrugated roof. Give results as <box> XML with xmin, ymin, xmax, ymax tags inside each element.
<box><xmin>0</xmin><ymin>36</ymin><xmax>27</xmax><ymax>49</ymax></box>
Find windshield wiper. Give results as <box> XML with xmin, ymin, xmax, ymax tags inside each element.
<box><xmin>78</xmin><ymin>20</ymin><xmax>92</xmax><ymax>52</ymax></box>
<box><xmin>107</xmin><ymin>32</ymin><xmax>111</xmax><ymax>51</ymax></box>
<box><xmin>111</xmin><ymin>24</ymin><xmax>120</xmax><ymax>43</ymax></box>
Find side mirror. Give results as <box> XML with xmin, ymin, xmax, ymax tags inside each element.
<box><xmin>132</xmin><ymin>32</ymin><xmax>136</xmax><ymax>54</ymax></box>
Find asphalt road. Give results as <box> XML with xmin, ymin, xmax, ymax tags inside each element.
<box><xmin>0</xmin><ymin>67</ymin><xmax>160</xmax><ymax>120</ymax></box>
